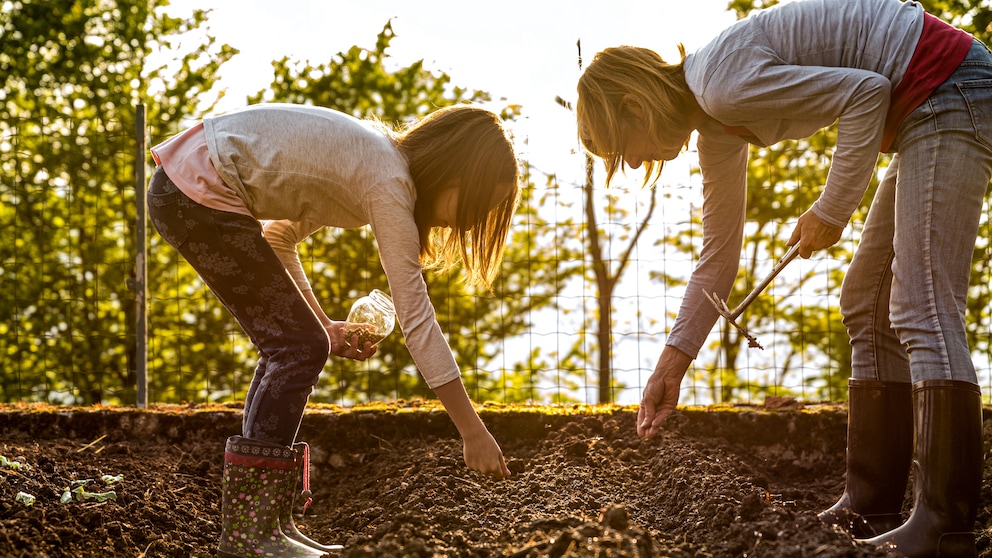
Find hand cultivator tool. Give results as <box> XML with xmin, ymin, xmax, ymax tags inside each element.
<box><xmin>703</xmin><ymin>243</ymin><xmax>801</xmax><ymax>350</ymax></box>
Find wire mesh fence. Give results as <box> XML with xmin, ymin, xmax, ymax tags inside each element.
<box><xmin>1</xmin><ymin>113</ymin><xmax>141</xmax><ymax>404</ymax></box>
<box><xmin>3</xmin><ymin>109</ymin><xmax>992</xmax><ymax>407</ymax></box>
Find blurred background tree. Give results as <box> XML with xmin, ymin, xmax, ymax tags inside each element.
<box><xmin>0</xmin><ymin>4</ymin><xmax>582</xmax><ymax>405</ymax></box>
<box><xmin>0</xmin><ymin>0</ymin><xmax>236</xmax><ymax>404</ymax></box>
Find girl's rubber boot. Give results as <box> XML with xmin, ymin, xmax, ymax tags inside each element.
<box><xmin>283</xmin><ymin>442</ymin><xmax>343</xmax><ymax>552</ymax></box>
<box><xmin>217</xmin><ymin>436</ymin><xmax>327</xmax><ymax>558</ymax></box>
<box><xmin>863</xmin><ymin>380</ymin><xmax>983</xmax><ymax>557</ymax></box>
<box><xmin>818</xmin><ymin>379</ymin><xmax>913</xmax><ymax>537</ymax></box>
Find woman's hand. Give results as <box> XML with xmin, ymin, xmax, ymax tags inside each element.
<box><xmin>325</xmin><ymin>321</ymin><xmax>378</xmax><ymax>361</ymax></box>
<box><xmin>789</xmin><ymin>210</ymin><xmax>844</xmax><ymax>258</ymax></box>
<box><xmin>638</xmin><ymin>345</ymin><xmax>693</xmax><ymax>438</ymax></box>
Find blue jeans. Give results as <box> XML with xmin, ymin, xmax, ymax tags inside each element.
<box><xmin>841</xmin><ymin>40</ymin><xmax>992</xmax><ymax>384</ymax></box>
<box><xmin>147</xmin><ymin>168</ymin><xmax>329</xmax><ymax>446</ymax></box>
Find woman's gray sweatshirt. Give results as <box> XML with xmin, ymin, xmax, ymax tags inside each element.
<box><xmin>672</xmin><ymin>0</ymin><xmax>923</xmax><ymax>356</ymax></box>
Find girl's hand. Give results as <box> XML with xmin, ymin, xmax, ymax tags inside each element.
<box><xmin>462</xmin><ymin>428</ymin><xmax>511</xmax><ymax>480</ymax></box>
<box><xmin>430</xmin><ymin>378</ymin><xmax>510</xmax><ymax>479</ymax></box>
<box><xmin>325</xmin><ymin>321</ymin><xmax>378</xmax><ymax>361</ymax></box>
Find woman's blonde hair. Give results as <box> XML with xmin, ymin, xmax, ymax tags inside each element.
<box><xmin>576</xmin><ymin>45</ymin><xmax>693</xmax><ymax>187</ymax></box>
<box><xmin>395</xmin><ymin>105</ymin><xmax>520</xmax><ymax>292</ymax></box>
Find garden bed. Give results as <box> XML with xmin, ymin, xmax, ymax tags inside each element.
<box><xmin>0</xmin><ymin>401</ymin><xmax>989</xmax><ymax>557</ymax></box>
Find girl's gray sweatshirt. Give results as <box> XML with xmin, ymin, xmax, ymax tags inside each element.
<box><xmin>202</xmin><ymin>104</ymin><xmax>460</xmax><ymax>389</ymax></box>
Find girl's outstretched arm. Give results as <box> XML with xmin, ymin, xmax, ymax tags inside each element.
<box><xmin>433</xmin><ymin>379</ymin><xmax>511</xmax><ymax>480</ymax></box>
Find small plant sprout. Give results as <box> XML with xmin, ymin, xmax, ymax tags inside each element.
<box><xmin>15</xmin><ymin>492</ymin><xmax>35</xmax><ymax>506</ymax></box>
<box><xmin>59</xmin><ymin>478</ymin><xmax>119</xmax><ymax>504</ymax></box>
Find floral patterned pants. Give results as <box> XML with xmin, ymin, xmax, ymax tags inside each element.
<box><xmin>147</xmin><ymin>167</ymin><xmax>329</xmax><ymax>447</ymax></box>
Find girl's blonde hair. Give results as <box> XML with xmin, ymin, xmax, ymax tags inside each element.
<box><xmin>576</xmin><ymin>45</ymin><xmax>693</xmax><ymax>187</ymax></box>
<box><xmin>395</xmin><ymin>105</ymin><xmax>520</xmax><ymax>292</ymax></box>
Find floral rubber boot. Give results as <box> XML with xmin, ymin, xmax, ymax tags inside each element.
<box><xmin>217</xmin><ymin>436</ymin><xmax>326</xmax><ymax>558</ymax></box>
<box><xmin>280</xmin><ymin>442</ymin><xmax>343</xmax><ymax>553</ymax></box>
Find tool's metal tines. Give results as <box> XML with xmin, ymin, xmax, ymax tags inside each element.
<box><xmin>704</xmin><ymin>290</ymin><xmax>764</xmax><ymax>349</ymax></box>
<box><xmin>705</xmin><ymin>243</ymin><xmax>802</xmax><ymax>350</ymax></box>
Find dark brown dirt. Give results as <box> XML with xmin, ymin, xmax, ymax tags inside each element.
<box><xmin>0</xmin><ymin>401</ymin><xmax>989</xmax><ymax>557</ymax></box>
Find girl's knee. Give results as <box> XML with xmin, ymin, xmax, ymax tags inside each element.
<box><xmin>275</xmin><ymin>328</ymin><xmax>331</xmax><ymax>378</ymax></box>
<box><xmin>304</xmin><ymin>329</ymin><xmax>331</xmax><ymax>369</ymax></box>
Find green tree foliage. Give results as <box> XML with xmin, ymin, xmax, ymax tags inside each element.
<box><xmin>247</xmin><ymin>22</ymin><xmax>579</xmax><ymax>404</ymax></box>
<box><xmin>0</xmin><ymin>0</ymin><xmax>236</xmax><ymax>404</ymax></box>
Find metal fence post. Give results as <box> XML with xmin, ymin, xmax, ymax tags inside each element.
<box><xmin>135</xmin><ymin>104</ymin><xmax>148</xmax><ymax>408</ymax></box>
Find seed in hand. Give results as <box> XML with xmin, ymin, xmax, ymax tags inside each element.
<box><xmin>343</xmin><ymin>324</ymin><xmax>385</xmax><ymax>350</ymax></box>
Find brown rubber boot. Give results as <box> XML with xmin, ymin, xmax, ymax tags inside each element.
<box><xmin>818</xmin><ymin>379</ymin><xmax>913</xmax><ymax>537</ymax></box>
<box><xmin>863</xmin><ymin>380</ymin><xmax>983</xmax><ymax>557</ymax></box>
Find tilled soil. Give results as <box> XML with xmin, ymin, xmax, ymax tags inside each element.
<box><xmin>0</xmin><ymin>401</ymin><xmax>989</xmax><ymax>557</ymax></box>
